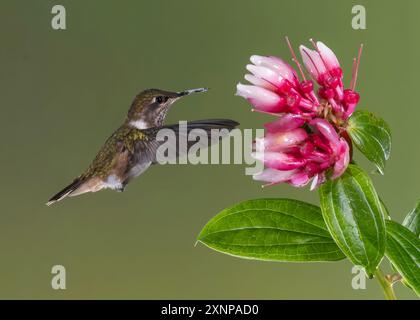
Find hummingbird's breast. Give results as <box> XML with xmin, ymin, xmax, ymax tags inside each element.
<box><xmin>83</xmin><ymin>125</ymin><xmax>152</xmax><ymax>190</ymax></box>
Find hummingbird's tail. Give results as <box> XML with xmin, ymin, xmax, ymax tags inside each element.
<box><xmin>46</xmin><ymin>178</ymin><xmax>85</xmax><ymax>206</ymax></box>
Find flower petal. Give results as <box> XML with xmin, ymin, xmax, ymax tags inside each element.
<box><xmin>250</xmin><ymin>55</ymin><xmax>297</xmax><ymax>84</ymax></box>
<box><xmin>264</xmin><ymin>114</ymin><xmax>306</xmax><ymax>133</ymax></box>
<box><xmin>236</xmin><ymin>83</ymin><xmax>286</xmax><ymax>112</ymax></box>
<box><xmin>299</xmin><ymin>45</ymin><xmax>327</xmax><ymax>81</ymax></box>
<box><xmin>288</xmin><ymin>171</ymin><xmax>310</xmax><ymax>187</ymax></box>
<box><xmin>261</xmin><ymin>128</ymin><xmax>308</xmax><ymax>151</ymax></box>
<box><xmin>253</xmin><ymin>168</ymin><xmax>297</xmax><ymax>184</ymax></box>
<box><xmin>331</xmin><ymin>140</ymin><xmax>350</xmax><ymax>179</ymax></box>
<box><xmin>246</xmin><ymin>64</ymin><xmax>284</xmax><ymax>87</ymax></box>
<box><xmin>252</xmin><ymin>151</ymin><xmax>305</xmax><ymax>170</ymax></box>
<box><xmin>317</xmin><ymin>41</ymin><xmax>340</xmax><ymax>71</ymax></box>
<box><xmin>244</xmin><ymin>74</ymin><xmax>276</xmax><ymax>91</ymax></box>
<box><xmin>310</xmin><ymin>172</ymin><xmax>326</xmax><ymax>190</ymax></box>
<box><xmin>310</xmin><ymin>118</ymin><xmax>341</xmax><ymax>152</ymax></box>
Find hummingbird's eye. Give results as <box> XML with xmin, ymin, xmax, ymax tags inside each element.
<box><xmin>155</xmin><ymin>96</ymin><xmax>168</xmax><ymax>104</ymax></box>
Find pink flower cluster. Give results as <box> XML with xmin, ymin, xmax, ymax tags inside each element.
<box><xmin>237</xmin><ymin>39</ymin><xmax>362</xmax><ymax>188</ymax></box>
<box><xmin>253</xmin><ymin>115</ymin><xmax>350</xmax><ymax>189</ymax></box>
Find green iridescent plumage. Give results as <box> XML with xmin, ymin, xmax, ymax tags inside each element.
<box><xmin>82</xmin><ymin>125</ymin><xmax>148</xmax><ymax>179</ymax></box>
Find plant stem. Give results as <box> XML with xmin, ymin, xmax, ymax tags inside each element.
<box><xmin>374</xmin><ymin>268</ymin><xmax>397</xmax><ymax>300</ymax></box>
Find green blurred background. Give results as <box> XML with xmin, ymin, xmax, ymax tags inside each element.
<box><xmin>0</xmin><ymin>0</ymin><xmax>418</xmax><ymax>299</ymax></box>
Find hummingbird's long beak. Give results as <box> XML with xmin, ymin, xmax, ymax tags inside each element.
<box><xmin>177</xmin><ymin>87</ymin><xmax>208</xmax><ymax>97</ymax></box>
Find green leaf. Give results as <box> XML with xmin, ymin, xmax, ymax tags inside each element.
<box><xmin>389</xmin><ymin>201</ymin><xmax>419</xmax><ymax>278</ymax></box>
<box><xmin>319</xmin><ymin>164</ymin><xmax>386</xmax><ymax>276</ymax></box>
<box><xmin>348</xmin><ymin>110</ymin><xmax>391</xmax><ymax>175</ymax></box>
<box><xmin>197</xmin><ymin>199</ymin><xmax>345</xmax><ymax>262</ymax></box>
<box><xmin>385</xmin><ymin>220</ymin><xmax>420</xmax><ymax>296</ymax></box>
<box><xmin>379</xmin><ymin>197</ymin><xmax>391</xmax><ymax>219</ymax></box>
<box><xmin>403</xmin><ymin>201</ymin><xmax>420</xmax><ymax>237</ymax></box>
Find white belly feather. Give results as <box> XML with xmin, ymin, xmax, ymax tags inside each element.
<box><xmin>103</xmin><ymin>174</ymin><xmax>124</xmax><ymax>190</ymax></box>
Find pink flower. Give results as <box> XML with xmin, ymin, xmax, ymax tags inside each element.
<box><xmin>236</xmin><ymin>38</ymin><xmax>362</xmax><ymax>188</ymax></box>
<box><xmin>264</xmin><ymin>114</ymin><xmax>306</xmax><ymax>133</ymax></box>
<box><xmin>300</xmin><ymin>42</ymin><xmax>342</xmax><ymax>89</ymax></box>
<box><xmin>236</xmin><ymin>54</ymin><xmax>318</xmax><ymax>116</ymax></box>
<box><xmin>237</xmin><ymin>38</ymin><xmax>363</xmax><ymax>120</ymax></box>
<box><xmin>253</xmin><ymin>117</ymin><xmax>350</xmax><ymax>189</ymax></box>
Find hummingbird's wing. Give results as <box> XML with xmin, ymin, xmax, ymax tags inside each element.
<box><xmin>165</xmin><ymin>119</ymin><xmax>239</xmax><ymax>159</ymax></box>
<box><xmin>159</xmin><ymin>119</ymin><xmax>239</xmax><ymax>163</ymax></box>
<box><xmin>146</xmin><ymin>119</ymin><xmax>238</xmax><ymax>162</ymax></box>
<box><xmin>124</xmin><ymin>119</ymin><xmax>239</xmax><ymax>183</ymax></box>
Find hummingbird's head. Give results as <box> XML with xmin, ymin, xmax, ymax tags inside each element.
<box><xmin>126</xmin><ymin>88</ymin><xmax>208</xmax><ymax>129</ymax></box>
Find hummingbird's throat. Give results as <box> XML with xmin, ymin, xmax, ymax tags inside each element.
<box><xmin>155</xmin><ymin>105</ymin><xmax>170</xmax><ymax>126</ymax></box>
<box><xmin>130</xmin><ymin>105</ymin><xmax>170</xmax><ymax>129</ymax></box>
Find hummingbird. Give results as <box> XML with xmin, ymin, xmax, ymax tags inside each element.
<box><xmin>47</xmin><ymin>88</ymin><xmax>239</xmax><ymax>206</ymax></box>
